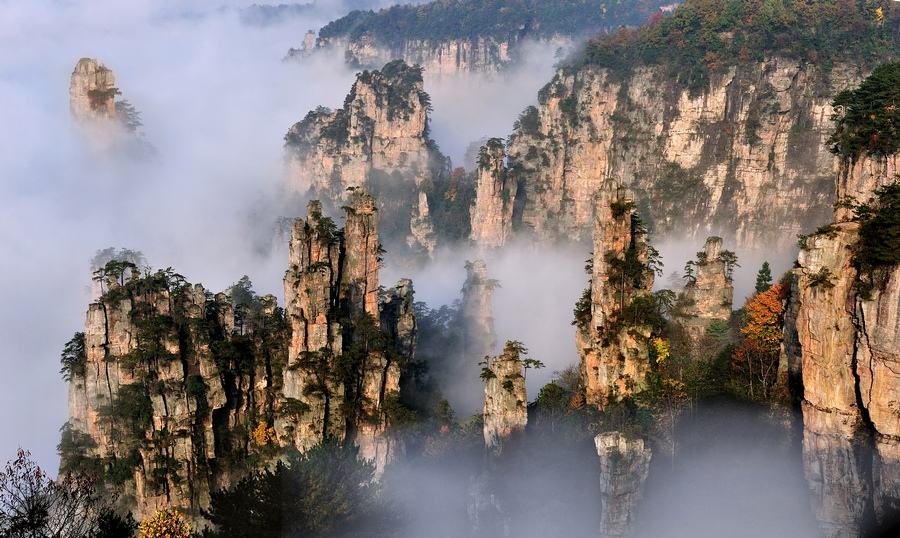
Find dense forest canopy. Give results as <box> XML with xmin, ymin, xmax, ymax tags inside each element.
<box><xmin>571</xmin><ymin>0</ymin><xmax>900</xmax><ymax>89</ymax></box>
<box><xmin>318</xmin><ymin>0</ymin><xmax>675</xmax><ymax>46</ymax></box>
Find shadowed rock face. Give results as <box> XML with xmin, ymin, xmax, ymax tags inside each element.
<box><xmin>595</xmin><ymin>432</ymin><xmax>651</xmax><ymax>538</ymax></box>
<box><xmin>677</xmin><ymin>236</ymin><xmax>734</xmax><ymax>342</ymax></box>
<box><xmin>461</xmin><ymin>259</ymin><xmax>498</xmax><ymax>363</ymax></box>
<box><xmin>482</xmin><ymin>345</ymin><xmax>527</xmax><ymax>452</ymax></box>
<box><xmin>794</xmin><ymin>153</ymin><xmax>900</xmax><ymax>537</ymax></box>
<box><xmin>577</xmin><ymin>179</ymin><xmax>655</xmax><ymax>407</ymax></box>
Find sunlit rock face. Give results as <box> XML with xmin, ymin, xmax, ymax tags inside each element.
<box><xmin>64</xmin><ymin>190</ymin><xmax>416</xmax><ymax>520</ymax></box>
<box><xmin>283</xmin><ymin>60</ymin><xmax>445</xmax><ymax>257</ymax></box>
<box><xmin>66</xmin><ymin>269</ymin><xmax>287</xmax><ymax>522</ymax></box>
<box><xmin>595</xmin><ymin>432</ymin><xmax>651</xmax><ymax>538</ymax></box>
<box><xmin>70</xmin><ymin>58</ymin><xmax>118</xmax><ymax>122</ymax></box>
<box><xmin>469</xmin><ymin>138</ymin><xmax>516</xmax><ymax>248</ymax></box>
<box><xmin>482</xmin><ymin>345</ymin><xmax>527</xmax><ymax>452</ymax></box>
<box><xmin>794</xmin><ymin>152</ymin><xmax>900</xmax><ymax>537</ymax></box>
<box><xmin>577</xmin><ymin>179</ymin><xmax>654</xmax><ymax>407</ymax></box>
<box><xmin>476</xmin><ymin>59</ymin><xmax>863</xmax><ymax>249</ymax></box>
<box><xmin>282</xmin><ymin>191</ymin><xmax>412</xmax><ymax>468</ymax></box>
<box><xmin>677</xmin><ymin>236</ymin><xmax>734</xmax><ymax>342</ymax></box>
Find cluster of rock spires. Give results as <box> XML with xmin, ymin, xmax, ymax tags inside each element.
<box><xmin>790</xmin><ymin>152</ymin><xmax>900</xmax><ymax>537</ymax></box>
<box><xmin>283</xmin><ymin>60</ymin><xmax>446</xmax><ymax>257</ymax></box>
<box><xmin>63</xmin><ymin>189</ymin><xmax>416</xmax><ymax>520</ymax></box>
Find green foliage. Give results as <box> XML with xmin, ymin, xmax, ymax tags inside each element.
<box><xmin>318</xmin><ymin>1</ymin><xmax>670</xmax><ymax>46</ymax></box>
<box><xmin>202</xmin><ymin>442</ymin><xmax>384</xmax><ymax>537</ymax></box>
<box><xmin>755</xmin><ymin>261</ymin><xmax>773</xmax><ymax>293</ymax></box>
<box><xmin>92</xmin><ymin>508</ymin><xmax>137</xmax><ymax>538</ymax></box>
<box><xmin>572</xmin><ymin>287</ymin><xmax>592</xmax><ymax>329</ymax></box>
<box><xmin>807</xmin><ymin>267</ymin><xmax>836</xmax><ymax>289</ymax></box>
<box><xmin>480</xmin><ymin>367</ymin><xmax>497</xmax><ymax>381</ymax></box>
<box><xmin>829</xmin><ymin>62</ymin><xmax>900</xmax><ymax>160</ymax></box>
<box><xmin>57</xmin><ymin>422</ymin><xmax>101</xmax><ymax>476</ymax></box>
<box><xmin>573</xmin><ymin>0</ymin><xmax>900</xmax><ymax>93</ymax></box>
<box><xmin>610</xmin><ymin>199</ymin><xmax>636</xmax><ymax>219</ymax></box>
<box><xmin>60</xmin><ymin>332</ymin><xmax>87</xmax><ymax>382</ymax></box>
<box><xmin>102</xmin><ymin>383</ymin><xmax>153</xmax><ymax>437</ymax></box>
<box><xmin>846</xmin><ymin>183</ymin><xmax>900</xmax><ymax>295</ymax></box>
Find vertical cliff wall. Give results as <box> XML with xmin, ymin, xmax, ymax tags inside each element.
<box><xmin>576</xmin><ymin>179</ymin><xmax>656</xmax><ymax>407</ymax></box>
<box><xmin>495</xmin><ymin>60</ymin><xmax>860</xmax><ymax>249</ymax></box>
<box><xmin>794</xmin><ymin>153</ymin><xmax>900</xmax><ymax>537</ymax></box>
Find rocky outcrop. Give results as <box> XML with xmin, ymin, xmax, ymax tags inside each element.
<box><xmin>461</xmin><ymin>259</ymin><xmax>499</xmax><ymax>362</ymax></box>
<box><xmin>407</xmin><ymin>191</ymin><xmax>438</xmax><ymax>256</ymax></box>
<box><xmin>284</xmin><ymin>60</ymin><xmax>445</xmax><ymax>257</ymax></box>
<box><xmin>483</xmin><ymin>59</ymin><xmax>864</xmax><ymax>249</ymax></box>
<box><xmin>482</xmin><ymin>342</ymin><xmax>528</xmax><ymax>452</ymax></box>
<box><xmin>63</xmin><ymin>191</ymin><xmax>416</xmax><ymax>520</ymax></box>
<box><xmin>676</xmin><ymin>236</ymin><xmax>734</xmax><ymax>342</ymax></box>
<box><xmin>794</xmin><ymin>153</ymin><xmax>900</xmax><ymax>537</ymax></box>
<box><xmin>576</xmin><ymin>180</ymin><xmax>655</xmax><ymax>407</ymax></box>
<box><xmin>284</xmin><ymin>60</ymin><xmax>441</xmax><ymax>198</ymax></box>
<box><xmin>70</xmin><ymin>58</ymin><xmax>118</xmax><ymax>123</ymax></box>
<box><xmin>64</xmin><ymin>267</ymin><xmax>288</xmax><ymax>522</ymax></box>
<box><xmin>70</xmin><ymin>58</ymin><xmax>147</xmax><ymax>152</ymax></box>
<box><xmin>469</xmin><ymin>138</ymin><xmax>516</xmax><ymax>248</ymax></box>
<box><xmin>595</xmin><ymin>432</ymin><xmax>652</xmax><ymax>538</ymax></box>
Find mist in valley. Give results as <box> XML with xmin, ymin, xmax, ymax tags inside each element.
<box><xmin>0</xmin><ymin>2</ymin><xmax>832</xmax><ymax>537</ymax></box>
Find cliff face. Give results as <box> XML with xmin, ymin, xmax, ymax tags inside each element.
<box><xmin>469</xmin><ymin>138</ymin><xmax>516</xmax><ymax>248</ymax></box>
<box><xmin>576</xmin><ymin>180</ymin><xmax>655</xmax><ymax>407</ymax></box>
<box><xmin>595</xmin><ymin>432</ymin><xmax>652</xmax><ymax>538</ymax></box>
<box><xmin>482</xmin><ymin>342</ymin><xmax>527</xmax><ymax>452</ymax></box>
<box><xmin>284</xmin><ymin>60</ymin><xmax>445</xmax><ymax>257</ymax></box>
<box><xmin>677</xmin><ymin>236</ymin><xmax>734</xmax><ymax>341</ymax></box>
<box><xmin>63</xmin><ymin>191</ymin><xmax>416</xmax><ymax>519</ymax></box>
<box><xmin>480</xmin><ymin>59</ymin><xmax>862</xmax><ymax>249</ymax></box>
<box><xmin>306</xmin><ymin>35</ymin><xmax>525</xmax><ymax>76</ymax></box>
<box><xmin>794</xmin><ymin>153</ymin><xmax>900</xmax><ymax>537</ymax></box>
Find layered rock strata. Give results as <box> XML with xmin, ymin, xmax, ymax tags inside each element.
<box><xmin>577</xmin><ymin>180</ymin><xmax>655</xmax><ymax>407</ymax></box>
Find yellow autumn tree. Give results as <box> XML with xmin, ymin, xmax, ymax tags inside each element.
<box><xmin>138</xmin><ymin>508</ymin><xmax>192</xmax><ymax>538</ymax></box>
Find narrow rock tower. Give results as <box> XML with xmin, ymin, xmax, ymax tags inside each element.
<box><xmin>576</xmin><ymin>179</ymin><xmax>656</xmax><ymax>407</ymax></box>
<box><xmin>677</xmin><ymin>236</ymin><xmax>734</xmax><ymax>342</ymax></box>
<box><xmin>470</xmin><ymin>138</ymin><xmax>516</xmax><ymax>248</ymax></box>
<box><xmin>461</xmin><ymin>259</ymin><xmax>499</xmax><ymax>361</ymax></box>
<box><xmin>482</xmin><ymin>341</ymin><xmax>528</xmax><ymax>452</ymax></box>
<box><xmin>69</xmin><ymin>58</ymin><xmax>118</xmax><ymax>123</ymax></box>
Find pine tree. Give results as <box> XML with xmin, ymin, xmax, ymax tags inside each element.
<box><xmin>755</xmin><ymin>261</ymin><xmax>773</xmax><ymax>294</ymax></box>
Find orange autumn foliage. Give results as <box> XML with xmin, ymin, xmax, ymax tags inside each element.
<box><xmin>739</xmin><ymin>283</ymin><xmax>788</xmax><ymax>354</ymax></box>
